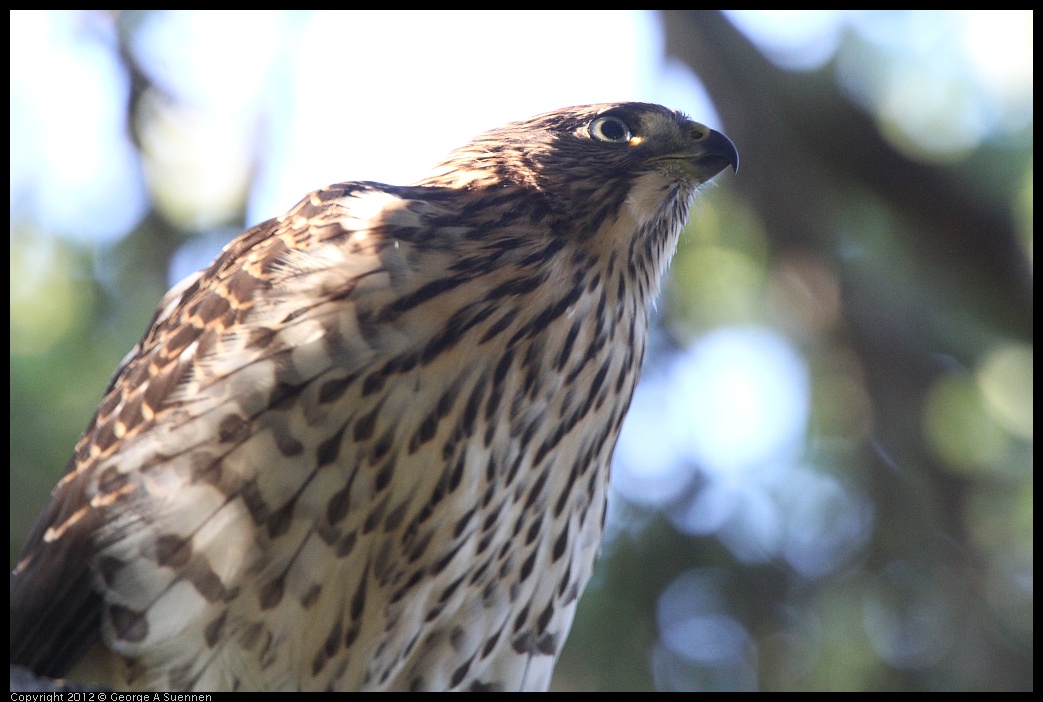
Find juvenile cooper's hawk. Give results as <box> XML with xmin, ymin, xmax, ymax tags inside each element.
<box><xmin>10</xmin><ymin>103</ymin><xmax>737</xmax><ymax>691</ymax></box>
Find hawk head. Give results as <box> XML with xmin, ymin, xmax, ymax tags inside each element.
<box><xmin>422</xmin><ymin>102</ymin><xmax>737</xmax><ymax>231</ymax></box>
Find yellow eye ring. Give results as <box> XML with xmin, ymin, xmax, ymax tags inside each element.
<box><xmin>589</xmin><ymin>115</ymin><xmax>632</xmax><ymax>143</ymax></box>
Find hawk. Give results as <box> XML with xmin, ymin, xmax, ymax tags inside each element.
<box><xmin>10</xmin><ymin>102</ymin><xmax>737</xmax><ymax>691</ymax></box>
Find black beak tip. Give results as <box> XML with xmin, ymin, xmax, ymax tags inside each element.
<box><xmin>706</xmin><ymin>128</ymin><xmax>739</xmax><ymax>175</ymax></box>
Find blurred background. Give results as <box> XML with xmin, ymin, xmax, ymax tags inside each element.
<box><xmin>9</xmin><ymin>10</ymin><xmax>1032</xmax><ymax>691</ymax></box>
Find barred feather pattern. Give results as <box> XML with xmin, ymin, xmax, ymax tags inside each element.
<box><xmin>11</xmin><ymin>103</ymin><xmax>736</xmax><ymax>691</ymax></box>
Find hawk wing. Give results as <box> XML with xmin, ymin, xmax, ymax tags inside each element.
<box><xmin>10</xmin><ymin>181</ymin><xmax>478</xmax><ymax>680</ymax></box>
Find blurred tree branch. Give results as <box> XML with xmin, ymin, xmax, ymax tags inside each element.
<box><xmin>660</xmin><ymin>11</ymin><xmax>1032</xmax><ymax>689</ymax></box>
<box><xmin>664</xmin><ymin>10</ymin><xmax>1031</xmax><ymax>341</ymax></box>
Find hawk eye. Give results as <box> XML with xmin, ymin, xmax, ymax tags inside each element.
<box><xmin>589</xmin><ymin>115</ymin><xmax>632</xmax><ymax>143</ymax></box>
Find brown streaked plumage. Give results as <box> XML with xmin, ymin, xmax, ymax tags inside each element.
<box><xmin>10</xmin><ymin>103</ymin><xmax>737</xmax><ymax>691</ymax></box>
